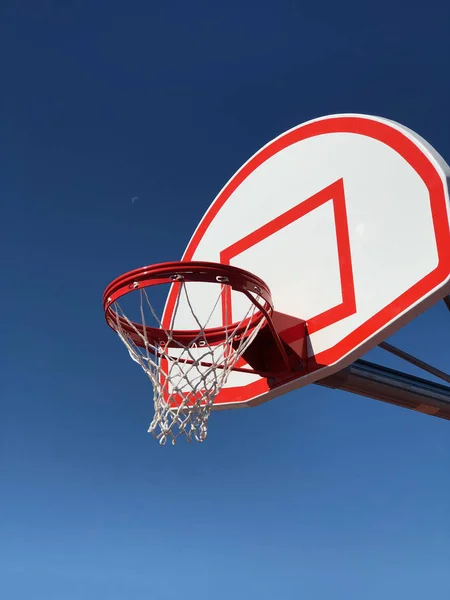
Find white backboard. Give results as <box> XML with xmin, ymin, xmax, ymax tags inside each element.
<box><xmin>162</xmin><ymin>114</ymin><xmax>450</xmax><ymax>408</ymax></box>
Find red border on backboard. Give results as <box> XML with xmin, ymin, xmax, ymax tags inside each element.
<box><xmin>163</xmin><ymin>116</ymin><xmax>450</xmax><ymax>404</ymax></box>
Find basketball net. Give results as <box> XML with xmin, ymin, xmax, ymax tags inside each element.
<box><xmin>111</xmin><ymin>282</ymin><xmax>267</xmax><ymax>445</ymax></box>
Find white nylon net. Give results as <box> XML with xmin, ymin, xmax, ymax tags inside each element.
<box><xmin>111</xmin><ymin>281</ymin><xmax>266</xmax><ymax>445</ymax></box>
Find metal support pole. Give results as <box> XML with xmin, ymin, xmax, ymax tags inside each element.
<box><xmin>316</xmin><ymin>359</ymin><xmax>450</xmax><ymax>420</ymax></box>
<box><xmin>379</xmin><ymin>341</ymin><xmax>450</xmax><ymax>384</ymax></box>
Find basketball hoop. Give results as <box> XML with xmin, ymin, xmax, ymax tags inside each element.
<box><xmin>102</xmin><ymin>114</ymin><xmax>450</xmax><ymax>437</ymax></box>
<box><xmin>103</xmin><ymin>262</ymin><xmax>293</xmax><ymax>445</ymax></box>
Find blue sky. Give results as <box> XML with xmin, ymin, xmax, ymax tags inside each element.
<box><xmin>1</xmin><ymin>1</ymin><xmax>449</xmax><ymax>599</ymax></box>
